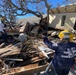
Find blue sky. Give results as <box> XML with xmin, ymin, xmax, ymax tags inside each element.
<box><xmin>51</xmin><ymin>0</ymin><xmax>65</xmax><ymax>7</ymax></box>
<box><xmin>17</xmin><ymin>0</ymin><xmax>65</xmax><ymax>18</ymax></box>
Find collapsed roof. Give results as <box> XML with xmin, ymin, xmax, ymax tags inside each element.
<box><xmin>49</xmin><ymin>3</ymin><xmax>76</xmax><ymax>14</ymax></box>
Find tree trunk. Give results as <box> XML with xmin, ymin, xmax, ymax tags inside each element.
<box><xmin>47</xmin><ymin>8</ymin><xmax>49</xmax><ymax>32</ymax></box>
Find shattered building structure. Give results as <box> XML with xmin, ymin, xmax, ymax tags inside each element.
<box><xmin>0</xmin><ymin>3</ymin><xmax>76</xmax><ymax>75</ymax></box>
<box><xmin>49</xmin><ymin>3</ymin><xmax>76</xmax><ymax>30</ymax></box>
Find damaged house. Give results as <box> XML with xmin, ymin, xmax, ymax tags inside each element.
<box><xmin>0</xmin><ymin>4</ymin><xmax>76</xmax><ymax>75</ymax></box>
<box><xmin>18</xmin><ymin>15</ymin><xmax>47</xmax><ymax>35</ymax></box>
<box><xmin>18</xmin><ymin>3</ymin><xmax>76</xmax><ymax>35</ymax></box>
<box><xmin>49</xmin><ymin>3</ymin><xmax>76</xmax><ymax>30</ymax></box>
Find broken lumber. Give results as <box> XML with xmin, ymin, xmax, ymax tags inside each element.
<box><xmin>3</xmin><ymin>63</ymin><xmax>49</xmax><ymax>75</ymax></box>
<box><xmin>1</xmin><ymin>58</ymin><xmax>23</xmax><ymax>61</ymax></box>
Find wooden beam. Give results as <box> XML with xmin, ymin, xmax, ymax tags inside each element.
<box><xmin>50</xmin><ymin>9</ymin><xmax>54</xmax><ymax>14</ymax></box>
<box><xmin>65</xmin><ymin>7</ymin><xmax>67</xmax><ymax>12</ymax></box>
<box><xmin>3</xmin><ymin>64</ymin><xmax>49</xmax><ymax>75</ymax></box>
<box><xmin>56</xmin><ymin>8</ymin><xmax>60</xmax><ymax>13</ymax></box>
<box><xmin>1</xmin><ymin>58</ymin><xmax>23</xmax><ymax>61</ymax></box>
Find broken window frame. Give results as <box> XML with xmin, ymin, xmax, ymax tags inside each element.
<box><xmin>73</xmin><ymin>20</ymin><xmax>76</xmax><ymax>30</ymax></box>
<box><xmin>61</xmin><ymin>15</ymin><xmax>66</xmax><ymax>26</ymax></box>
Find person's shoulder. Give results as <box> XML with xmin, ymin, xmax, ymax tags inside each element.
<box><xmin>57</xmin><ymin>41</ymin><xmax>62</xmax><ymax>44</ymax></box>
<box><xmin>70</xmin><ymin>42</ymin><xmax>76</xmax><ymax>45</ymax></box>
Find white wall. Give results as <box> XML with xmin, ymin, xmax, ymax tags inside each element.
<box><xmin>49</xmin><ymin>13</ymin><xmax>76</xmax><ymax>30</ymax></box>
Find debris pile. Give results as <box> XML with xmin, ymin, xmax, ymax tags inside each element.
<box><xmin>0</xmin><ymin>16</ymin><xmax>76</xmax><ymax>75</ymax></box>
<box><xmin>0</xmin><ymin>21</ymin><xmax>64</xmax><ymax>75</ymax></box>
<box><xmin>0</xmin><ymin>36</ymin><xmax>54</xmax><ymax>74</ymax></box>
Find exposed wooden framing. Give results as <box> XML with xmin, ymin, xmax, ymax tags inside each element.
<box><xmin>49</xmin><ymin>4</ymin><xmax>76</xmax><ymax>14</ymax></box>
<box><xmin>65</xmin><ymin>7</ymin><xmax>67</xmax><ymax>12</ymax></box>
<box><xmin>1</xmin><ymin>58</ymin><xmax>23</xmax><ymax>61</ymax></box>
<box><xmin>3</xmin><ymin>64</ymin><xmax>49</xmax><ymax>75</ymax></box>
<box><xmin>75</xmin><ymin>7</ymin><xmax>76</xmax><ymax>12</ymax></box>
<box><xmin>50</xmin><ymin>9</ymin><xmax>54</xmax><ymax>14</ymax></box>
<box><xmin>56</xmin><ymin>8</ymin><xmax>60</xmax><ymax>13</ymax></box>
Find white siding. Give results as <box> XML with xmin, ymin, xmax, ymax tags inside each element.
<box><xmin>49</xmin><ymin>13</ymin><xmax>76</xmax><ymax>30</ymax></box>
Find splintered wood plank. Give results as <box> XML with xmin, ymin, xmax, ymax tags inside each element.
<box><xmin>19</xmin><ymin>24</ymin><xmax>26</xmax><ymax>32</ymax></box>
<box><xmin>31</xmin><ymin>26</ymin><xmax>40</xmax><ymax>35</ymax></box>
<box><xmin>0</xmin><ymin>43</ymin><xmax>21</xmax><ymax>57</ymax></box>
<box><xmin>3</xmin><ymin>63</ymin><xmax>49</xmax><ymax>75</ymax></box>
